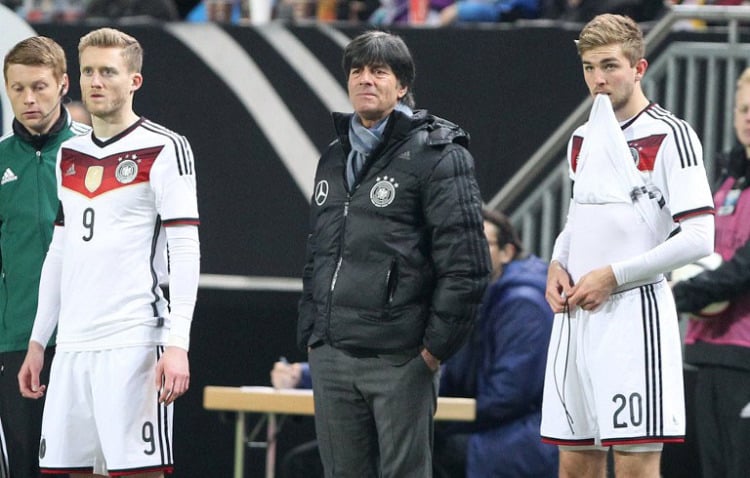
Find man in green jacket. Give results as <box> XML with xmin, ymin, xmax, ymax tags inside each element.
<box><xmin>0</xmin><ymin>36</ymin><xmax>89</xmax><ymax>477</ymax></box>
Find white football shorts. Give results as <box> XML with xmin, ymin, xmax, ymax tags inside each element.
<box><xmin>541</xmin><ymin>280</ymin><xmax>685</xmax><ymax>448</ymax></box>
<box><xmin>39</xmin><ymin>346</ymin><xmax>174</xmax><ymax>476</ymax></box>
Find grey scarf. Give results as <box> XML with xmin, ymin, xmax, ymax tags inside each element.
<box><xmin>346</xmin><ymin>103</ymin><xmax>413</xmax><ymax>190</ymax></box>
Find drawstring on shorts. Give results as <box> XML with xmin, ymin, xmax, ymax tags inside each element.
<box><xmin>553</xmin><ymin>298</ymin><xmax>575</xmax><ymax>435</ymax></box>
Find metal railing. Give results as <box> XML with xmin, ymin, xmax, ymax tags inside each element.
<box><xmin>488</xmin><ymin>4</ymin><xmax>750</xmax><ymax>259</ymax></box>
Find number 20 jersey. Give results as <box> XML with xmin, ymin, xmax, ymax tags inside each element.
<box><xmin>54</xmin><ymin>118</ymin><xmax>199</xmax><ymax>351</ymax></box>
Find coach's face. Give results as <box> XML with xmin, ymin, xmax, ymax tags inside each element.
<box><xmin>348</xmin><ymin>63</ymin><xmax>407</xmax><ymax>129</ymax></box>
<box><xmin>80</xmin><ymin>46</ymin><xmax>141</xmax><ymax>121</ymax></box>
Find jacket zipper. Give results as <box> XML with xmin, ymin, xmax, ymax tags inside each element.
<box><xmin>326</xmin><ymin>198</ymin><xmax>350</xmax><ymax>342</ymax></box>
<box><xmin>36</xmin><ymin>149</ymin><xmax>49</xmax><ymax>249</ymax></box>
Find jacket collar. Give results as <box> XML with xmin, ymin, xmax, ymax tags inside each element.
<box><xmin>12</xmin><ymin>105</ymin><xmax>69</xmax><ymax>150</ymax></box>
<box><xmin>331</xmin><ymin>109</ymin><xmax>431</xmax><ymax>153</ymax></box>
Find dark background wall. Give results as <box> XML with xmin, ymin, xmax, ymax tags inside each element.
<box><xmin>10</xmin><ymin>22</ymin><xmax>698</xmax><ymax>477</ymax></box>
<box><xmin>31</xmin><ymin>23</ymin><xmax>586</xmax><ymax>280</ymax></box>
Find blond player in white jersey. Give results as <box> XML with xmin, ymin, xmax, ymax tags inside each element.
<box><xmin>540</xmin><ymin>14</ymin><xmax>715</xmax><ymax>478</ymax></box>
<box><xmin>18</xmin><ymin>28</ymin><xmax>200</xmax><ymax>478</ymax></box>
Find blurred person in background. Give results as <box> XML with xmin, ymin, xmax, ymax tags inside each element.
<box><xmin>671</xmin><ymin>66</ymin><xmax>750</xmax><ymax>478</ymax></box>
<box><xmin>64</xmin><ymin>100</ymin><xmax>91</xmax><ymax>126</ymax></box>
<box><xmin>439</xmin><ymin>0</ymin><xmax>540</xmax><ymax>26</ymax></box>
<box><xmin>540</xmin><ymin>0</ymin><xmax>666</xmax><ymax>23</ymax></box>
<box><xmin>369</xmin><ymin>0</ymin><xmax>453</xmax><ymax>25</ymax></box>
<box><xmin>270</xmin><ymin>359</ymin><xmax>318</xmax><ymax>478</ymax></box>
<box><xmin>436</xmin><ymin>209</ymin><xmax>557</xmax><ymax>478</ymax></box>
<box><xmin>271</xmin><ymin>359</ymin><xmax>311</xmax><ymax>390</ymax></box>
<box><xmin>84</xmin><ymin>0</ymin><xmax>180</xmax><ymax>21</ymax></box>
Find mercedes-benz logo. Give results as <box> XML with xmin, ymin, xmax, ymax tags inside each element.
<box><xmin>314</xmin><ymin>180</ymin><xmax>329</xmax><ymax>206</ymax></box>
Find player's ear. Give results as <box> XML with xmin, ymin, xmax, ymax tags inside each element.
<box><xmin>60</xmin><ymin>73</ymin><xmax>69</xmax><ymax>96</ymax></box>
<box><xmin>635</xmin><ymin>58</ymin><xmax>648</xmax><ymax>81</ymax></box>
<box><xmin>130</xmin><ymin>73</ymin><xmax>143</xmax><ymax>93</ymax></box>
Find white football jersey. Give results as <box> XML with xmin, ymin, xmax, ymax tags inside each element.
<box><xmin>54</xmin><ymin>118</ymin><xmax>199</xmax><ymax>350</ymax></box>
<box><xmin>565</xmin><ymin>103</ymin><xmax>714</xmax><ymax>283</ymax></box>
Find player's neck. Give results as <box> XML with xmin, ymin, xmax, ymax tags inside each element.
<box><xmin>92</xmin><ymin>110</ymin><xmax>140</xmax><ymax>139</ymax></box>
<box><xmin>615</xmin><ymin>91</ymin><xmax>650</xmax><ymax>123</ymax></box>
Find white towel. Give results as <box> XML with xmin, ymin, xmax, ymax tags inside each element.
<box><xmin>574</xmin><ymin>94</ymin><xmax>671</xmax><ymax>240</ymax></box>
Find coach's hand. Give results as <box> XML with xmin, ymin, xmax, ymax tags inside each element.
<box><xmin>420</xmin><ymin>348</ymin><xmax>441</xmax><ymax>372</ymax></box>
<box><xmin>18</xmin><ymin>341</ymin><xmax>46</xmax><ymax>399</ymax></box>
<box><xmin>156</xmin><ymin>346</ymin><xmax>190</xmax><ymax>405</ymax></box>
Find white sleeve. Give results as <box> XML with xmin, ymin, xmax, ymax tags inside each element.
<box><xmin>552</xmin><ymin>135</ymin><xmax>580</xmax><ymax>268</ymax></box>
<box><xmin>551</xmin><ymin>201</ymin><xmax>575</xmax><ymax>268</ymax></box>
<box><xmin>165</xmin><ymin>225</ymin><xmax>200</xmax><ymax>350</ymax></box>
<box><xmin>611</xmin><ymin>213</ymin><xmax>714</xmax><ymax>286</ymax></box>
<box><xmin>29</xmin><ymin>226</ymin><xmax>64</xmax><ymax>348</ymax></box>
<box><xmin>152</xmin><ymin>134</ymin><xmax>199</xmax><ymax>224</ymax></box>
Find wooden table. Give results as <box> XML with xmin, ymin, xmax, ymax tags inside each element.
<box><xmin>204</xmin><ymin>386</ymin><xmax>476</xmax><ymax>478</ymax></box>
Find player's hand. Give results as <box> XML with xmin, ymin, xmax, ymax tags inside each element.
<box><xmin>271</xmin><ymin>361</ymin><xmax>302</xmax><ymax>389</ymax></box>
<box><xmin>545</xmin><ymin>260</ymin><xmax>574</xmax><ymax>313</ymax></box>
<box><xmin>566</xmin><ymin>265</ymin><xmax>618</xmax><ymax>312</ymax></box>
<box><xmin>155</xmin><ymin>346</ymin><xmax>190</xmax><ymax>405</ymax></box>
<box><xmin>18</xmin><ymin>341</ymin><xmax>46</xmax><ymax>399</ymax></box>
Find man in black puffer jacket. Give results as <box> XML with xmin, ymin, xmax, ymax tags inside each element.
<box><xmin>298</xmin><ymin>30</ymin><xmax>490</xmax><ymax>478</ymax></box>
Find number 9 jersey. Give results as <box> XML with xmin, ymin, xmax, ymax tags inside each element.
<box><xmin>50</xmin><ymin>117</ymin><xmax>199</xmax><ymax>352</ymax></box>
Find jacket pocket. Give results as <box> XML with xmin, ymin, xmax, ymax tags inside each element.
<box><xmin>385</xmin><ymin>258</ymin><xmax>399</xmax><ymax>306</ymax></box>
<box><xmin>332</xmin><ymin>257</ymin><xmax>396</xmax><ymax>313</ymax></box>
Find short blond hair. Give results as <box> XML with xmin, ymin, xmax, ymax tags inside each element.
<box><xmin>576</xmin><ymin>14</ymin><xmax>644</xmax><ymax>67</ymax></box>
<box><xmin>4</xmin><ymin>36</ymin><xmax>67</xmax><ymax>84</ymax></box>
<box><xmin>736</xmin><ymin>67</ymin><xmax>750</xmax><ymax>91</ymax></box>
<box><xmin>78</xmin><ymin>27</ymin><xmax>143</xmax><ymax>73</ymax></box>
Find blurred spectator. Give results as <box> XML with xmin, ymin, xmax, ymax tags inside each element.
<box><xmin>174</xmin><ymin>0</ymin><xmax>202</xmax><ymax>17</ymax></box>
<box><xmin>541</xmin><ymin>0</ymin><xmax>666</xmax><ymax>23</ymax></box>
<box><xmin>275</xmin><ymin>0</ymin><xmax>378</xmax><ymax>23</ymax></box>
<box><xmin>369</xmin><ymin>0</ymin><xmax>453</xmax><ymax>25</ymax></box>
<box><xmin>65</xmin><ymin>100</ymin><xmax>91</xmax><ymax>126</ymax></box>
<box><xmin>438</xmin><ymin>0</ymin><xmax>540</xmax><ymax>25</ymax></box>
<box><xmin>666</xmin><ymin>0</ymin><xmax>709</xmax><ymax>29</ymax></box>
<box><xmin>667</xmin><ymin>1</ymin><xmax>749</xmax><ymax>30</ymax></box>
<box><xmin>270</xmin><ymin>359</ymin><xmax>311</xmax><ymax>390</ymax></box>
<box><xmin>275</xmin><ymin>0</ymin><xmax>308</xmax><ymax>21</ymax></box>
<box><xmin>269</xmin><ymin>359</ymin><xmax>319</xmax><ymax>478</ymax></box>
<box><xmin>671</xmin><ymin>66</ymin><xmax>750</xmax><ymax>478</ymax></box>
<box><xmin>5</xmin><ymin>0</ymin><xmax>86</xmax><ymax>23</ymax></box>
<box><xmin>437</xmin><ymin>209</ymin><xmax>557</xmax><ymax>478</ymax></box>
<box><xmin>85</xmin><ymin>0</ymin><xmax>180</xmax><ymax>21</ymax></box>
<box><xmin>186</xmin><ymin>0</ymin><xmax>241</xmax><ymax>22</ymax></box>
<box><xmin>340</xmin><ymin>0</ymin><xmax>379</xmax><ymax>21</ymax></box>
<box><xmin>188</xmin><ymin>0</ymin><xmax>278</xmax><ymax>24</ymax></box>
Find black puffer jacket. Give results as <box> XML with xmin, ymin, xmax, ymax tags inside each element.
<box><xmin>298</xmin><ymin>109</ymin><xmax>490</xmax><ymax>360</ymax></box>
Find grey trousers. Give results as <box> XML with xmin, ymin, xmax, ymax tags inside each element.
<box><xmin>309</xmin><ymin>343</ymin><xmax>439</xmax><ymax>478</ymax></box>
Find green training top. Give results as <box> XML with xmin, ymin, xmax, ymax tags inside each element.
<box><xmin>0</xmin><ymin>108</ymin><xmax>89</xmax><ymax>352</ymax></box>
